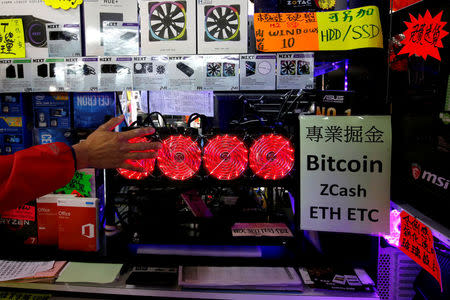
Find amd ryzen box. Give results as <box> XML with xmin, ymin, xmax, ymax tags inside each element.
<box><xmin>84</xmin><ymin>0</ymin><xmax>138</xmax><ymax>56</ymax></box>
<box><xmin>57</xmin><ymin>198</ymin><xmax>99</xmax><ymax>252</ymax></box>
<box><xmin>36</xmin><ymin>194</ymin><xmax>76</xmax><ymax>246</ymax></box>
<box><xmin>0</xmin><ymin>0</ymin><xmax>81</xmax><ymax>58</ymax></box>
<box><xmin>196</xmin><ymin>0</ymin><xmax>248</xmax><ymax>54</ymax></box>
<box><xmin>139</xmin><ymin>0</ymin><xmax>197</xmax><ymax>55</ymax></box>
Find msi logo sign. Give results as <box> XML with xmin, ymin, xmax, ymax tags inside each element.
<box><xmin>411</xmin><ymin>163</ymin><xmax>421</xmax><ymax>180</ymax></box>
<box><xmin>411</xmin><ymin>163</ymin><xmax>449</xmax><ymax>190</ymax></box>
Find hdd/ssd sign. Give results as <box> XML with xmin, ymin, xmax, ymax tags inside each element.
<box><xmin>300</xmin><ymin>116</ymin><xmax>391</xmax><ymax>235</ymax></box>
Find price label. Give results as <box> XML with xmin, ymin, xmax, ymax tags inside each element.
<box><xmin>0</xmin><ymin>19</ymin><xmax>26</xmax><ymax>59</ymax></box>
<box><xmin>44</xmin><ymin>0</ymin><xmax>83</xmax><ymax>10</ymax></box>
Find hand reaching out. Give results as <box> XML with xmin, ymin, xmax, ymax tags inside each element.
<box><xmin>72</xmin><ymin>115</ymin><xmax>161</xmax><ymax>172</ymax></box>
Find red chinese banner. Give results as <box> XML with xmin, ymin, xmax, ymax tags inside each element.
<box><xmin>399</xmin><ymin>211</ymin><xmax>442</xmax><ymax>291</ymax></box>
<box><xmin>392</xmin><ymin>0</ymin><xmax>423</xmax><ymax>12</ymax></box>
<box><xmin>398</xmin><ymin>10</ymin><xmax>448</xmax><ymax>61</ymax></box>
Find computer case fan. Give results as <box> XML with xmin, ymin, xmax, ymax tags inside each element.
<box><xmin>204</xmin><ymin>5</ymin><xmax>240</xmax><ymax>42</ymax></box>
<box><xmin>249</xmin><ymin>134</ymin><xmax>295</xmax><ymax>180</ymax></box>
<box><xmin>280</xmin><ymin>60</ymin><xmax>296</xmax><ymax>75</ymax></box>
<box><xmin>148</xmin><ymin>1</ymin><xmax>187</xmax><ymax>41</ymax></box>
<box><xmin>207</xmin><ymin>62</ymin><xmax>222</xmax><ymax>77</ymax></box>
<box><xmin>116</xmin><ymin>136</ymin><xmax>156</xmax><ymax>180</ymax></box>
<box><xmin>223</xmin><ymin>62</ymin><xmax>236</xmax><ymax>77</ymax></box>
<box><xmin>157</xmin><ymin>135</ymin><xmax>202</xmax><ymax>180</ymax></box>
<box><xmin>203</xmin><ymin>135</ymin><xmax>248</xmax><ymax>180</ymax></box>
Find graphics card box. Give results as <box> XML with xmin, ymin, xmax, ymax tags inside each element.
<box><xmin>36</xmin><ymin>194</ymin><xmax>76</xmax><ymax>246</ymax></box>
<box><xmin>84</xmin><ymin>0</ymin><xmax>138</xmax><ymax>56</ymax></box>
<box><xmin>196</xmin><ymin>0</ymin><xmax>248</xmax><ymax>54</ymax></box>
<box><xmin>140</xmin><ymin>0</ymin><xmax>197</xmax><ymax>55</ymax></box>
<box><xmin>73</xmin><ymin>92</ymin><xmax>116</xmax><ymax>129</ymax></box>
<box><xmin>0</xmin><ymin>200</ymin><xmax>38</xmax><ymax>245</ymax></box>
<box><xmin>57</xmin><ymin>198</ymin><xmax>99</xmax><ymax>252</ymax></box>
<box><xmin>0</xmin><ymin>0</ymin><xmax>81</xmax><ymax>58</ymax></box>
<box><xmin>32</xmin><ymin>93</ymin><xmax>71</xmax><ymax>129</ymax></box>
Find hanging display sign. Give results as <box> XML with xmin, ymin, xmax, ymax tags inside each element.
<box><xmin>0</xmin><ymin>19</ymin><xmax>26</xmax><ymax>59</ymax></box>
<box><xmin>398</xmin><ymin>10</ymin><xmax>448</xmax><ymax>61</ymax></box>
<box><xmin>254</xmin><ymin>5</ymin><xmax>383</xmax><ymax>52</ymax></box>
<box><xmin>299</xmin><ymin>116</ymin><xmax>391</xmax><ymax>234</ymax></box>
<box><xmin>44</xmin><ymin>0</ymin><xmax>83</xmax><ymax>10</ymax></box>
<box><xmin>399</xmin><ymin>211</ymin><xmax>442</xmax><ymax>291</ymax></box>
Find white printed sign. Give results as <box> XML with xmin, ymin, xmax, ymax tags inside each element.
<box><xmin>300</xmin><ymin>116</ymin><xmax>391</xmax><ymax>234</ymax></box>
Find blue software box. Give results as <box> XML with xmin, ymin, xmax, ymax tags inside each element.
<box><xmin>32</xmin><ymin>93</ymin><xmax>71</xmax><ymax>129</ymax></box>
<box><xmin>0</xmin><ymin>94</ymin><xmax>24</xmax><ymax>116</ymax></box>
<box><xmin>0</xmin><ymin>133</ymin><xmax>27</xmax><ymax>155</ymax></box>
<box><xmin>34</xmin><ymin>128</ymin><xmax>74</xmax><ymax>146</ymax></box>
<box><xmin>73</xmin><ymin>92</ymin><xmax>116</xmax><ymax>129</ymax></box>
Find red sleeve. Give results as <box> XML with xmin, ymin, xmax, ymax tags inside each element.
<box><xmin>0</xmin><ymin>142</ymin><xmax>75</xmax><ymax>213</ymax></box>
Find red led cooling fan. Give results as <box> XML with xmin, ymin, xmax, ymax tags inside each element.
<box><xmin>203</xmin><ymin>135</ymin><xmax>248</xmax><ymax>180</ymax></box>
<box><xmin>157</xmin><ymin>135</ymin><xmax>201</xmax><ymax>180</ymax></box>
<box><xmin>249</xmin><ymin>134</ymin><xmax>294</xmax><ymax>180</ymax></box>
<box><xmin>117</xmin><ymin>136</ymin><xmax>156</xmax><ymax>180</ymax></box>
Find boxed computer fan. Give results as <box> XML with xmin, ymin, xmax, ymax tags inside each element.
<box><xmin>239</xmin><ymin>54</ymin><xmax>276</xmax><ymax>91</ymax></box>
<box><xmin>197</xmin><ymin>0</ymin><xmax>248</xmax><ymax>54</ymax></box>
<box><xmin>84</xmin><ymin>0</ymin><xmax>138</xmax><ymax>56</ymax></box>
<box><xmin>0</xmin><ymin>59</ymin><xmax>33</xmax><ymax>93</ymax></box>
<box><xmin>103</xmin><ymin>21</ymin><xmax>139</xmax><ymax>56</ymax></box>
<box><xmin>73</xmin><ymin>92</ymin><xmax>116</xmax><ymax>129</ymax></box>
<box><xmin>32</xmin><ymin>93</ymin><xmax>71</xmax><ymax>129</ymax></box>
<box><xmin>203</xmin><ymin>55</ymin><xmax>239</xmax><ymax>91</ymax></box>
<box><xmin>99</xmin><ymin>56</ymin><xmax>133</xmax><ymax>91</ymax></box>
<box><xmin>167</xmin><ymin>55</ymin><xmax>204</xmax><ymax>90</ymax></box>
<box><xmin>31</xmin><ymin>58</ymin><xmax>66</xmax><ymax>92</ymax></box>
<box><xmin>140</xmin><ymin>0</ymin><xmax>197</xmax><ymax>55</ymax></box>
<box><xmin>0</xmin><ymin>0</ymin><xmax>81</xmax><ymax>58</ymax></box>
<box><xmin>276</xmin><ymin>52</ymin><xmax>315</xmax><ymax>90</ymax></box>
<box><xmin>132</xmin><ymin>56</ymin><xmax>169</xmax><ymax>90</ymax></box>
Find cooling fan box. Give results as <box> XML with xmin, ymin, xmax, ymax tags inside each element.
<box><xmin>84</xmin><ymin>0</ymin><xmax>138</xmax><ymax>56</ymax></box>
<box><xmin>203</xmin><ymin>55</ymin><xmax>239</xmax><ymax>91</ymax></box>
<box><xmin>197</xmin><ymin>0</ymin><xmax>248</xmax><ymax>54</ymax></box>
<box><xmin>140</xmin><ymin>0</ymin><xmax>197</xmax><ymax>55</ymax></box>
<box><xmin>0</xmin><ymin>1</ymin><xmax>80</xmax><ymax>58</ymax></box>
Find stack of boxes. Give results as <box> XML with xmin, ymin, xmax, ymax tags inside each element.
<box><xmin>0</xmin><ymin>94</ymin><xmax>30</xmax><ymax>155</ymax></box>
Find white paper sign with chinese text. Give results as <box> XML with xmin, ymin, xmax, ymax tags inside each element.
<box><xmin>300</xmin><ymin>116</ymin><xmax>391</xmax><ymax>234</ymax></box>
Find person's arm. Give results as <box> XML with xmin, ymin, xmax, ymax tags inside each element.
<box><xmin>0</xmin><ymin>115</ymin><xmax>161</xmax><ymax>213</ymax></box>
<box><xmin>0</xmin><ymin>142</ymin><xmax>75</xmax><ymax>213</ymax></box>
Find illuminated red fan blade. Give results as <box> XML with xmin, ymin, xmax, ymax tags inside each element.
<box><xmin>117</xmin><ymin>136</ymin><xmax>156</xmax><ymax>180</ymax></box>
<box><xmin>157</xmin><ymin>135</ymin><xmax>201</xmax><ymax>180</ymax></box>
<box><xmin>204</xmin><ymin>135</ymin><xmax>248</xmax><ymax>180</ymax></box>
<box><xmin>249</xmin><ymin>134</ymin><xmax>294</xmax><ymax>180</ymax></box>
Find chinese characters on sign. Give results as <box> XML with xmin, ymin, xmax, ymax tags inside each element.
<box><xmin>399</xmin><ymin>211</ymin><xmax>442</xmax><ymax>291</ymax></box>
<box><xmin>300</xmin><ymin>116</ymin><xmax>391</xmax><ymax>234</ymax></box>
<box><xmin>398</xmin><ymin>10</ymin><xmax>448</xmax><ymax>61</ymax></box>
<box><xmin>0</xmin><ymin>19</ymin><xmax>26</xmax><ymax>59</ymax></box>
<box><xmin>254</xmin><ymin>5</ymin><xmax>383</xmax><ymax>52</ymax></box>
<box><xmin>44</xmin><ymin>0</ymin><xmax>83</xmax><ymax>10</ymax></box>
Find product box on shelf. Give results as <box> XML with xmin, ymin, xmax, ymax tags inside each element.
<box><xmin>239</xmin><ymin>54</ymin><xmax>276</xmax><ymax>91</ymax></box>
<box><xmin>33</xmin><ymin>128</ymin><xmax>74</xmax><ymax>145</ymax></box>
<box><xmin>0</xmin><ymin>132</ymin><xmax>27</xmax><ymax>155</ymax></box>
<box><xmin>202</xmin><ymin>55</ymin><xmax>239</xmax><ymax>91</ymax></box>
<box><xmin>57</xmin><ymin>197</ymin><xmax>99</xmax><ymax>252</ymax></box>
<box><xmin>140</xmin><ymin>0</ymin><xmax>197</xmax><ymax>55</ymax></box>
<box><xmin>84</xmin><ymin>0</ymin><xmax>139</xmax><ymax>56</ymax></box>
<box><xmin>36</xmin><ymin>194</ymin><xmax>76</xmax><ymax>246</ymax></box>
<box><xmin>0</xmin><ymin>200</ymin><xmax>38</xmax><ymax>245</ymax></box>
<box><xmin>0</xmin><ymin>0</ymin><xmax>81</xmax><ymax>58</ymax></box>
<box><xmin>32</xmin><ymin>93</ymin><xmax>71</xmax><ymax>129</ymax></box>
<box><xmin>276</xmin><ymin>52</ymin><xmax>315</xmax><ymax>90</ymax></box>
<box><xmin>196</xmin><ymin>0</ymin><xmax>248</xmax><ymax>54</ymax></box>
<box><xmin>73</xmin><ymin>92</ymin><xmax>116</xmax><ymax>129</ymax></box>
<box><xmin>0</xmin><ymin>59</ymin><xmax>33</xmax><ymax>93</ymax></box>
<box><xmin>0</xmin><ymin>93</ymin><xmax>24</xmax><ymax>116</ymax></box>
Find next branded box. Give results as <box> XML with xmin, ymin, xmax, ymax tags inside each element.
<box><xmin>32</xmin><ymin>93</ymin><xmax>71</xmax><ymax>129</ymax></box>
<box><xmin>73</xmin><ymin>92</ymin><xmax>116</xmax><ymax>129</ymax></box>
<box><xmin>57</xmin><ymin>198</ymin><xmax>99</xmax><ymax>252</ymax></box>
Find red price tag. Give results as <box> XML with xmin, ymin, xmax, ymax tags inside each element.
<box><xmin>399</xmin><ymin>211</ymin><xmax>442</xmax><ymax>291</ymax></box>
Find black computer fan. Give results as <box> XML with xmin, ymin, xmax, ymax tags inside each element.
<box><xmin>223</xmin><ymin>62</ymin><xmax>236</xmax><ymax>77</ymax></box>
<box><xmin>280</xmin><ymin>60</ymin><xmax>296</xmax><ymax>75</ymax></box>
<box><xmin>207</xmin><ymin>62</ymin><xmax>222</xmax><ymax>77</ymax></box>
<box><xmin>204</xmin><ymin>5</ymin><xmax>240</xmax><ymax>42</ymax></box>
<box><xmin>149</xmin><ymin>1</ymin><xmax>187</xmax><ymax>41</ymax></box>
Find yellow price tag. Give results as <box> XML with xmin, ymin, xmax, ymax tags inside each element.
<box><xmin>0</xmin><ymin>19</ymin><xmax>26</xmax><ymax>59</ymax></box>
<box><xmin>44</xmin><ymin>0</ymin><xmax>83</xmax><ymax>10</ymax></box>
<box><xmin>317</xmin><ymin>5</ymin><xmax>383</xmax><ymax>51</ymax></box>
